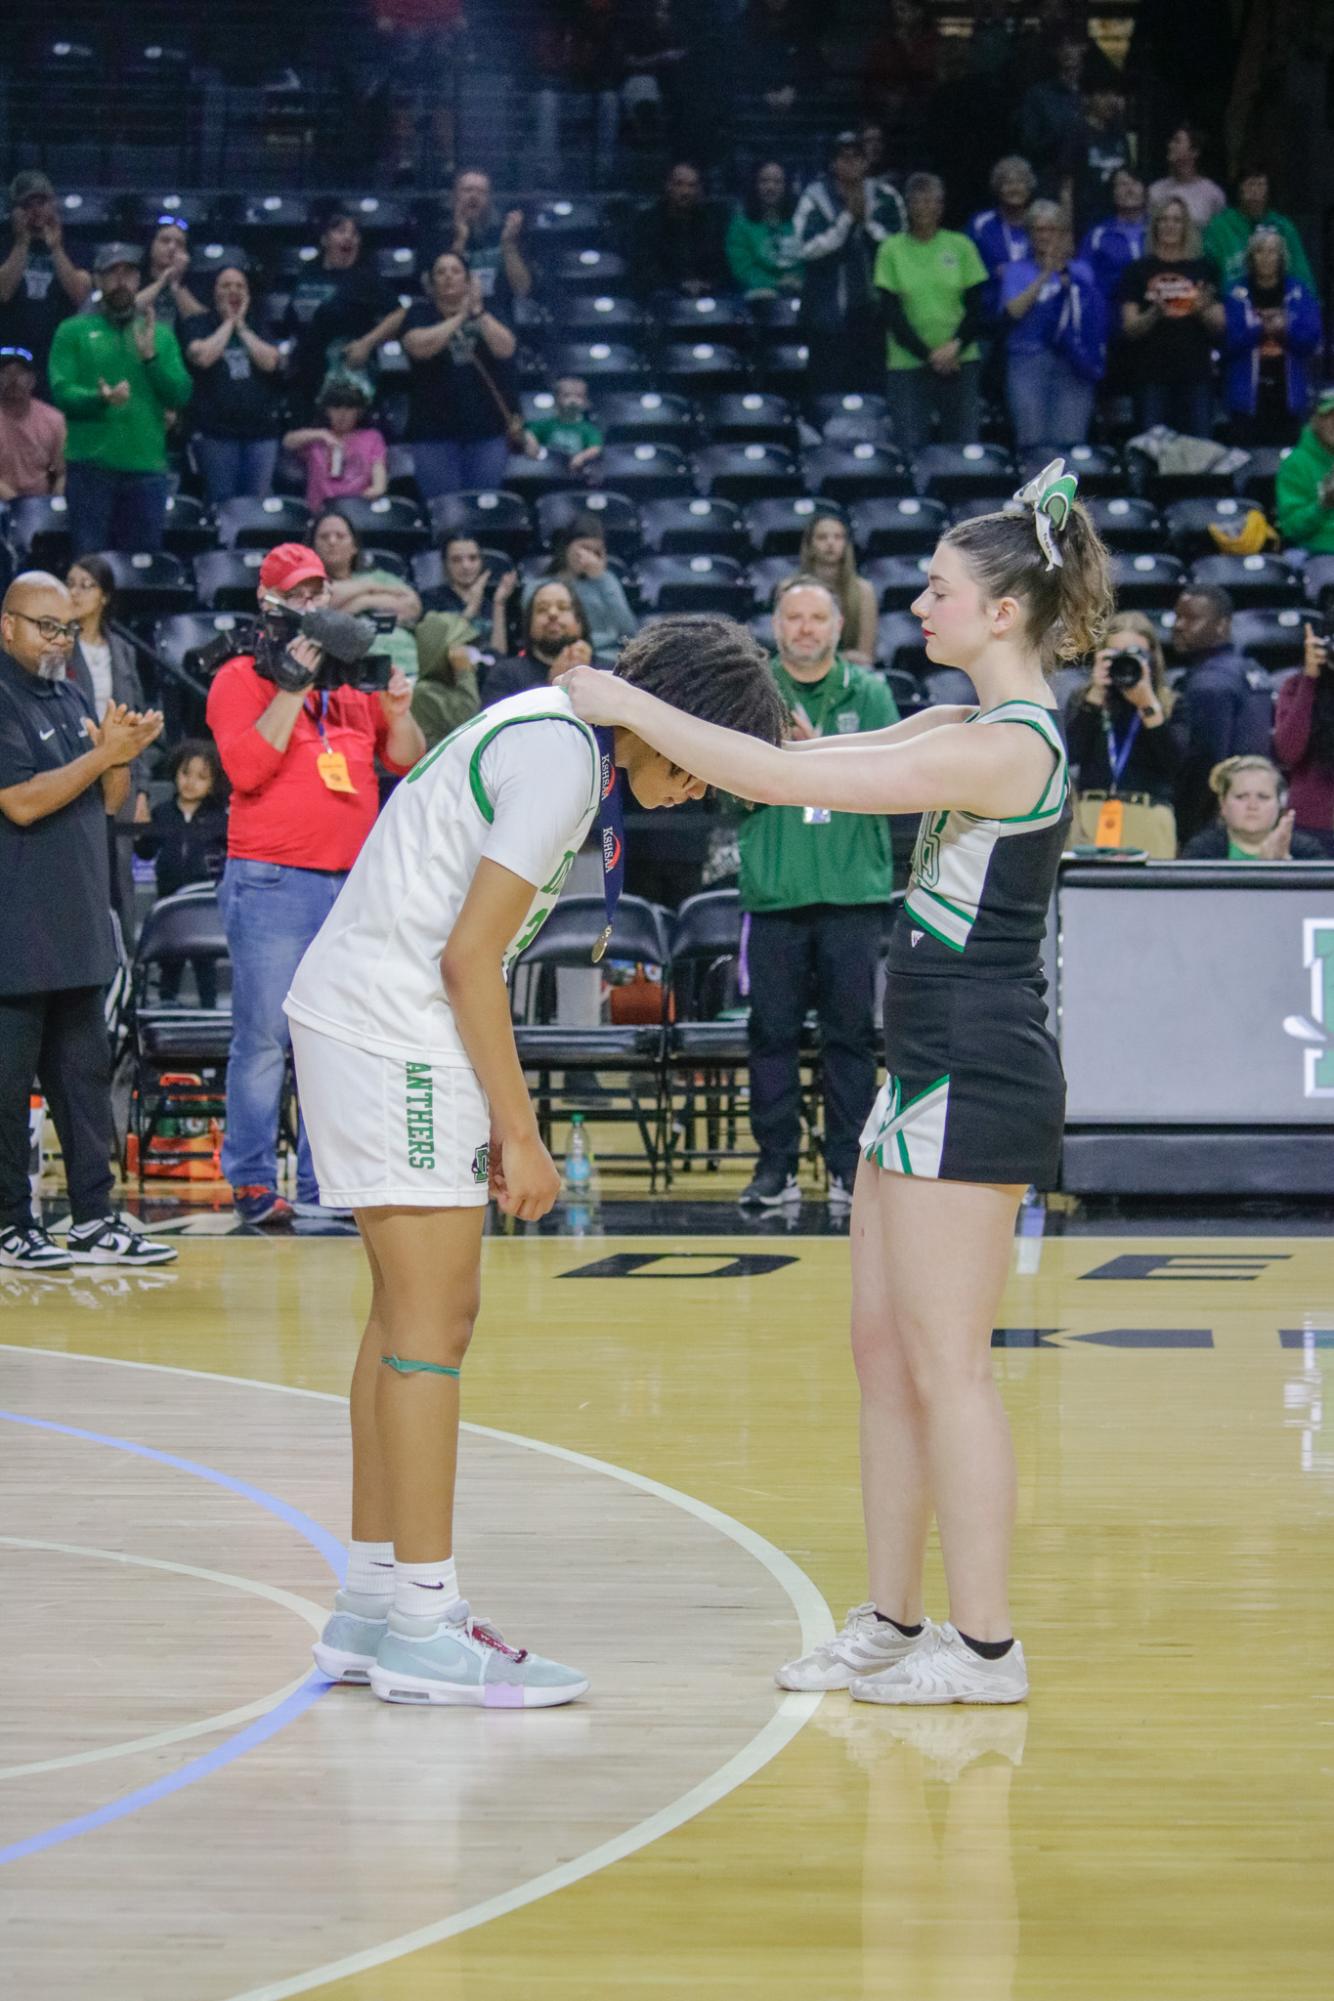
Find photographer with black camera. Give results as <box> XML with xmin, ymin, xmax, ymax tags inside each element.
<box><xmin>1065</xmin><ymin>609</ymin><xmax>1182</xmax><ymax>855</ymax></box>
<box><xmin>205</xmin><ymin>542</ymin><xmax>424</xmax><ymax>1228</ymax></box>
<box><xmin>1272</xmin><ymin>608</ymin><xmax>1334</xmax><ymax>859</ymax></box>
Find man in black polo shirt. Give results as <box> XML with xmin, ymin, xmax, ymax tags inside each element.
<box><xmin>0</xmin><ymin>571</ymin><xmax>175</xmax><ymax>1270</ymax></box>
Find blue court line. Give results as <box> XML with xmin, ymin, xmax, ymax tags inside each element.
<box><xmin>0</xmin><ymin>1407</ymin><xmax>345</xmax><ymax>1869</ymax></box>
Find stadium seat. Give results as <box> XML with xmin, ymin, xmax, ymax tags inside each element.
<box><xmin>1164</xmin><ymin>495</ymin><xmax>1271</xmax><ymax>561</ymax></box>
<box><xmin>428</xmin><ymin>490</ymin><xmax>533</xmax><ymax>559</ymax></box>
<box><xmin>877</xmin><ymin>613</ymin><xmax>932</xmax><ymax>676</ymax></box>
<box><xmin>757</xmin><ymin>341</ymin><xmax>811</xmax><ymax>394</ymax></box>
<box><xmin>821</xmin><ymin>411</ymin><xmax>896</xmax><ymax>447</ymax></box>
<box><xmin>923</xmin><ymin>665</ymin><xmax>979</xmax><ymax>704</ymax></box>
<box><xmin>536</xmin><ymin>489</ymin><xmax>642</xmax><ymax>558</ymax></box>
<box><xmin>693</xmin><ymin>442</ymin><xmax>802</xmax><ymax>502</ymax></box>
<box><xmin>848</xmin><ymin>495</ymin><xmax>948</xmax><ymax>558</ymax></box>
<box><xmin>635</xmin><ymin>554</ymin><xmax>752</xmax><ymax>619</ymax></box>
<box><xmin>640</xmin><ymin>496</ymin><xmax>745</xmax><ymax>558</ymax></box>
<box><xmin>134</xmin><ymin>192</ymin><xmax>213</xmax><ymax>231</ymax></box>
<box><xmin>663</xmin><ymin>888</ymin><xmax>749</xmax><ymax>1175</ymax></box>
<box><xmin>153</xmin><ymin>611</ymin><xmax>251</xmax><ymax>682</ymax></box>
<box><xmin>655</xmin><ymin>296</ymin><xmax>754</xmax><ymax>347</ymax></box>
<box><xmin>1238</xmin><ymin>445</ymin><xmax>1293</xmax><ymax>515</ymax></box>
<box><xmin>596</xmin><ymin>390</ymin><xmax>697</xmax><ymax>449</ymax></box>
<box><xmin>187</xmin><ymin>242</ymin><xmax>251</xmax><ymax>284</ymax></box>
<box><xmin>277</xmin><ymin>244</ymin><xmax>322</xmax><ymax>285</ymax></box>
<box><xmin>374</xmin><ymin>245</ymin><xmax>420</xmax><ymax>288</ymax></box>
<box><xmin>553</xmin><ymin>294</ymin><xmax>645</xmax><ymax>338</ymax></box>
<box><xmin>56</xmin><ymin>191</ymin><xmax>116</xmax><ymax>232</ymax></box>
<box><xmin>1015</xmin><ymin>443</ymin><xmax>1122</xmax><ymax>497</ymax></box>
<box><xmin>216</xmin><ymin>496</ymin><xmax>312</xmax><ymax>550</ymax></box>
<box><xmin>882</xmin><ymin>666</ymin><xmax>925</xmax><ymax>711</ymax></box>
<box><xmin>193</xmin><ymin>549</ymin><xmax>266</xmax><ymax>610</ymax></box>
<box><xmin>863</xmin><ymin>554</ymin><xmax>931</xmax><ymax>611</ymax></box>
<box><xmin>1188</xmin><ymin>554</ymin><xmax>1302</xmax><ymax>609</ymax></box>
<box><xmin>912</xmin><ymin>443</ymin><xmax>1015</xmax><ymax>502</ymax></box>
<box><xmin>327</xmin><ymin>494</ymin><xmax>428</xmax><ymax>556</ymax></box>
<box><xmin>748</xmin><ymin>294</ymin><xmax>803</xmax><ymax>337</ymax></box>
<box><xmin>595</xmin><ymin>443</ymin><xmax>694</xmax><ymax>501</ymax></box>
<box><xmin>748</xmin><ymin>555</ymin><xmax>800</xmax><ymax>611</ymax></box>
<box><xmin>343</xmin><ymin>196</ymin><xmax>412</xmax><ymax>236</ymax></box>
<box><xmin>1128</xmin><ymin>453</ymin><xmax>1237</xmax><ymax>508</ymax></box>
<box><xmin>1301</xmin><ymin>556</ymin><xmax>1334</xmax><ymax>607</ymax></box>
<box><xmin>1110</xmin><ymin>551</ymin><xmax>1187</xmax><ymax>610</ymax></box>
<box><xmin>532</xmin><ymin>199</ymin><xmax>606</xmax><ymax>246</ymax></box>
<box><xmin>699</xmin><ymin>393</ymin><xmax>797</xmax><ymax>448</ymax></box>
<box><xmin>8</xmin><ymin>494</ymin><xmax>71</xmax><ymax>569</ymax></box>
<box><xmin>161</xmin><ymin>491</ymin><xmax>214</xmax><ymax>557</ymax></box>
<box><xmin>240</xmin><ymin>194</ymin><xmax>311</xmax><ymax>233</ymax></box>
<box><xmin>811</xmin><ymin>393</ymin><xmax>890</xmax><ymax>433</ymax></box>
<box><xmin>946</xmin><ymin>496</ymin><xmax>1012</xmax><ymax>524</ymax></box>
<box><xmin>546</xmin><ymin>341</ymin><xmax>646</xmax><ymax>392</ymax></box>
<box><xmin>493</xmin><ymin>454</ymin><xmax>580</xmax><ymax>508</ymax></box>
<box><xmin>801</xmin><ymin>443</ymin><xmax>911</xmax><ymax>505</ymax></box>
<box><xmin>1086</xmin><ymin>496</ymin><xmax>1164</xmax><ymax>553</ymax></box>
<box><xmin>1230</xmin><ymin>607</ymin><xmax>1307</xmax><ymax>671</ymax></box>
<box><xmin>744</xmin><ymin>494</ymin><xmax>825</xmax><ymax>556</ymax></box>
<box><xmin>658</xmin><ymin>343</ymin><xmax>750</xmax><ymax>397</ymax></box>
<box><xmin>554</xmin><ymin>247</ymin><xmax>630</xmax><ymax>295</ymax></box>
<box><xmin>97</xmin><ymin>550</ymin><xmax>194</xmax><ymax>620</ymax></box>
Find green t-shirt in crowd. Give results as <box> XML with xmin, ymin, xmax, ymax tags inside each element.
<box><xmin>737</xmin><ymin>655</ymin><xmax>898</xmax><ymax>913</ymax></box>
<box><xmin>874</xmin><ymin>229</ymin><xmax>987</xmax><ymax>372</ymax></box>
<box><xmin>527</xmin><ymin>413</ymin><xmax>603</xmax><ymax>458</ymax></box>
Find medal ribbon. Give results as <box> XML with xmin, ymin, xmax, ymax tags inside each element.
<box><xmin>592</xmin><ymin>726</ymin><xmax>625</xmax><ymax>963</ymax></box>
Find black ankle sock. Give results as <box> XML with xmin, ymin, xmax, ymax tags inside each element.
<box><xmin>873</xmin><ymin>1612</ymin><xmax>923</xmax><ymax>1637</ymax></box>
<box><xmin>957</xmin><ymin>1630</ymin><xmax>1014</xmax><ymax>1660</ymax></box>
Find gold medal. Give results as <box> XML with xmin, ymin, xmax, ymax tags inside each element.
<box><xmin>591</xmin><ymin>925</ymin><xmax>612</xmax><ymax>964</ymax></box>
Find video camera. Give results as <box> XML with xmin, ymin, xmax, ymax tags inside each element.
<box><xmin>193</xmin><ymin>599</ymin><xmax>392</xmax><ymax>694</ymax></box>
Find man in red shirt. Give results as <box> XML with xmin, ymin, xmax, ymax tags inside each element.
<box><xmin>206</xmin><ymin>542</ymin><xmax>424</xmax><ymax>1226</ymax></box>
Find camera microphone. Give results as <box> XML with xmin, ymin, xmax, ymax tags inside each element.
<box><xmin>298</xmin><ymin>606</ymin><xmax>375</xmax><ymax>665</ymax></box>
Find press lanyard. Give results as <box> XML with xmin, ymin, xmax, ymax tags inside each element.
<box><xmin>1101</xmin><ymin>708</ymin><xmax>1141</xmax><ymax>794</ymax></box>
<box><xmin>592</xmin><ymin>726</ymin><xmax>625</xmax><ymax>963</ymax></box>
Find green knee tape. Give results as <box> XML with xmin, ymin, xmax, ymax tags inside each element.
<box><xmin>381</xmin><ymin>1355</ymin><xmax>462</xmax><ymax>1380</ymax></box>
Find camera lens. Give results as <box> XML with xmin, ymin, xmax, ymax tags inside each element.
<box><xmin>1108</xmin><ymin>650</ymin><xmax>1146</xmax><ymax>690</ymax></box>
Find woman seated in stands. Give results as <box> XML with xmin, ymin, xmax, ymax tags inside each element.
<box><xmin>540</xmin><ymin>512</ymin><xmax>637</xmax><ymax>658</ymax></box>
<box><xmin>1180</xmin><ymin>754</ymin><xmax>1326</xmax><ymax>859</ymax></box>
<box><xmin>311</xmin><ymin>507</ymin><xmax>423</xmax><ymax>683</ymax></box>
<box><xmin>1064</xmin><ymin>610</ymin><xmax>1181</xmax><ymax>856</ymax></box>
<box><xmin>798</xmin><ymin>509</ymin><xmax>878</xmax><ymax>665</ymax></box>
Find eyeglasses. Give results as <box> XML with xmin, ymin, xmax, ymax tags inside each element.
<box><xmin>10</xmin><ymin>610</ymin><xmax>81</xmax><ymax>643</ymax></box>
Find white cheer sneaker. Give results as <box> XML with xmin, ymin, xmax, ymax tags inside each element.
<box><xmin>775</xmin><ymin>1604</ymin><xmax>935</xmax><ymax>1692</ymax></box>
<box><xmin>851</xmin><ymin>1621</ymin><xmax>1028</xmax><ymax>1705</ymax></box>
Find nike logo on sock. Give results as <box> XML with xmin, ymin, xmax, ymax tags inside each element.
<box><xmin>39</xmin><ymin>728</ymin><xmax>56</xmax><ymax>741</ymax></box>
<box><xmin>372</xmin><ymin>1561</ymin><xmax>393</xmax><ymax>1568</ymax></box>
<box><xmin>412</xmin><ymin>1581</ymin><xmax>446</xmax><ymax>1590</ymax></box>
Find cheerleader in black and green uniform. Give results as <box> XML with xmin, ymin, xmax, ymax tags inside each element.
<box><xmin>559</xmin><ymin>463</ymin><xmax>1113</xmax><ymax>1706</ymax></box>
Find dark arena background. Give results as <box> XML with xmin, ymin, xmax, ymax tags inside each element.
<box><xmin>1</xmin><ymin>4</ymin><xmax>1332</xmax><ymax>1998</ymax></box>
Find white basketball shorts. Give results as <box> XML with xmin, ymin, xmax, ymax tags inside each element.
<box><xmin>290</xmin><ymin>1022</ymin><xmax>491</xmax><ymax>1209</ymax></box>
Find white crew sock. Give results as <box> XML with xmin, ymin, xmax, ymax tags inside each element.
<box><xmin>393</xmin><ymin>1555</ymin><xmax>461</xmax><ymax>1629</ymax></box>
<box><xmin>337</xmin><ymin>1539</ymin><xmax>395</xmax><ymax>1618</ymax></box>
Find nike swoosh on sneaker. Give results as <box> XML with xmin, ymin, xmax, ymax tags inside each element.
<box><xmin>911</xmin><ymin>930</ymin><xmax>923</xmax><ymax>946</ymax></box>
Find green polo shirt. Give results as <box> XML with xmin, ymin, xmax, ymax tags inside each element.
<box><xmin>874</xmin><ymin>229</ymin><xmax>987</xmax><ymax>371</ymax></box>
<box><xmin>737</xmin><ymin>655</ymin><xmax>898</xmax><ymax>914</ymax></box>
<box><xmin>47</xmin><ymin>311</ymin><xmax>191</xmax><ymax>473</ymax></box>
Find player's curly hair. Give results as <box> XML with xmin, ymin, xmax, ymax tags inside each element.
<box><xmin>615</xmin><ymin>614</ymin><xmax>788</xmax><ymax>745</ymax></box>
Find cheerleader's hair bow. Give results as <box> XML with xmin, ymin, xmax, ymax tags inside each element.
<box><xmin>1006</xmin><ymin>458</ymin><xmax>1079</xmax><ymax>571</ymax></box>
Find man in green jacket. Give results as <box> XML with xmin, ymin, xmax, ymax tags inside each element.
<box><xmin>1275</xmin><ymin>388</ymin><xmax>1334</xmax><ymax>556</ymax></box>
<box><xmin>739</xmin><ymin>574</ymin><xmax>898</xmax><ymax>1213</ymax></box>
<box><xmin>1202</xmin><ymin>168</ymin><xmax>1314</xmax><ymax>289</ymax></box>
<box><xmin>48</xmin><ymin>242</ymin><xmax>190</xmax><ymax>557</ymax></box>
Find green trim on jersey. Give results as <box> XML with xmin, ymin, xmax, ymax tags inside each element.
<box><xmin>467</xmin><ymin>714</ymin><xmax>600</xmax><ymax>825</ymax></box>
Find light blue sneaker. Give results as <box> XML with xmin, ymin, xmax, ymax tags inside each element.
<box><xmin>312</xmin><ymin>1596</ymin><xmax>390</xmax><ymax>1685</ymax></box>
<box><xmin>369</xmin><ymin>1601</ymin><xmax>589</xmax><ymax>1709</ymax></box>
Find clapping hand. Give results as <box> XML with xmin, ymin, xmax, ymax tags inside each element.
<box><xmin>133</xmin><ymin>319</ymin><xmax>157</xmax><ymax>362</ymax></box>
<box><xmin>1257</xmin><ymin>810</ymin><xmax>1295</xmax><ymax>861</ymax></box>
<box><xmin>500</xmin><ymin>208</ymin><xmax>524</xmax><ymax>245</ymax></box>
<box><xmin>1303</xmin><ymin>621</ymin><xmax>1329</xmax><ymax>680</ymax></box>
<box><xmin>552</xmin><ymin>639</ymin><xmax>593</xmax><ymax>676</ymax></box>
<box><xmin>493</xmin><ymin>568</ymin><xmax>519</xmax><ymax>605</ymax></box>
<box><xmin>98</xmin><ymin>377</ymin><xmax>132</xmax><ymax>406</ymax></box>
<box><xmin>87</xmin><ymin>703</ymin><xmax>165</xmax><ymax>765</ymax></box>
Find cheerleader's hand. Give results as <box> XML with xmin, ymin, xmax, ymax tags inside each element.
<box><xmin>556</xmin><ymin>662</ymin><xmax>631</xmax><ymax>728</ymax></box>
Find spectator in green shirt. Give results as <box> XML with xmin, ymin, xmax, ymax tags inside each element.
<box><xmin>726</xmin><ymin>161</ymin><xmax>800</xmax><ymax>298</ymax></box>
<box><xmin>47</xmin><ymin>241</ymin><xmax>191</xmax><ymax>556</ymax></box>
<box><xmin>523</xmin><ymin>375</ymin><xmax>604</xmax><ymax>475</ymax></box>
<box><xmin>1203</xmin><ymin>168</ymin><xmax>1313</xmax><ymax>290</ymax></box>
<box><xmin>737</xmin><ymin>574</ymin><xmax>898</xmax><ymax>1214</ymax></box>
<box><xmin>1275</xmin><ymin>387</ymin><xmax>1334</xmax><ymax>556</ymax></box>
<box><xmin>873</xmin><ymin>172</ymin><xmax>988</xmax><ymax>458</ymax></box>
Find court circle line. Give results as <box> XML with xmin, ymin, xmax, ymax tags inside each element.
<box><xmin>0</xmin><ymin>1535</ymin><xmax>326</xmax><ymax>1782</ymax></box>
<box><xmin>0</xmin><ymin>1340</ymin><xmax>834</xmax><ymax>2001</ymax></box>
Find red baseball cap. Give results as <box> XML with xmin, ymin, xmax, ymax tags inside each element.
<box><xmin>259</xmin><ymin>543</ymin><xmax>327</xmax><ymax>594</ymax></box>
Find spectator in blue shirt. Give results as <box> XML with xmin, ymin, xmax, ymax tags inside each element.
<box><xmin>1079</xmin><ymin>166</ymin><xmax>1148</xmax><ymax>305</ymax></box>
<box><xmin>1000</xmin><ymin>201</ymin><xmax>1106</xmax><ymax>448</ymax></box>
<box><xmin>967</xmin><ymin>155</ymin><xmax>1035</xmax><ymax>320</ymax></box>
<box><xmin>1221</xmin><ymin>227</ymin><xmax>1323</xmax><ymax>447</ymax></box>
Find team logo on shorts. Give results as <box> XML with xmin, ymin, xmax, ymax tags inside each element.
<box><xmin>471</xmin><ymin>1144</ymin><xmax>490</xmax><ymax>1185</ymax></box>
<box><xmin>404</xmin><ymin>1062</ymin><xmax>436</xmax><ymax>1171</ymax></box>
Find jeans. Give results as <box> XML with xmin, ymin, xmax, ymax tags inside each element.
<box><xmin>218</xmin><ymin>858</ymin><xmax>346</xmax><ymax>1202</ymax></box>
<box><xmin>746</xmin><ymin>904</ymin><xmax>882</xmax><ymax>1185</ymax></box>
<box><xmin>194</xmin><ymin>435</ymin><xmax>280</xmax><ymax>507</ymax></box>
<box><xmin>412</xmin><ymin>435</ymin><xmax>511</xmax><ymax>501</ymax></box>
<box><xmin>1006</xmin><ymin>348</ymin><xmax>1095</xmax><ymax>450</ymax></box>
<box><xmin>884</xmin><ymin>361</ymin><xmax>982</xmax><ymax>459</ymax></box>
<box><xmin>0</xmin><ymin>986</ymin><xmax>114</xmax><ymax>1230</ymax></box>
<box><xmin>64</xmin><ymin>461</ymin><xmax>170</xmax><ymax>557</ymax></box>
<box><xmin>1135</xmin><ymin>379</ymin><xmax>1214</xmax><ymax>439</ymax></box>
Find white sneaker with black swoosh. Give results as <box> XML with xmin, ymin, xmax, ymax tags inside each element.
<box><xmin>63</xmin><ymin>1212</ymin><xmax>177</xmax><ymax>1266</ymax></box>
<box><xmin>0</xmin><ymin>1225</ymin><xmax>72</xmax><ymax>1270</ymax></box>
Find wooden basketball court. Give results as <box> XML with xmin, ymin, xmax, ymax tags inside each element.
<box><xmin>3</xmin><ymin>1215</ymin><xmax>1332</xmax><ymax>1998</ymax></box>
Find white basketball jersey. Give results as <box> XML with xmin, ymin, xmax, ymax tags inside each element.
<box><xmin>285</xmin><ymin>688</ymin><xmax>601</xmax><ymax>1064</ymax></box>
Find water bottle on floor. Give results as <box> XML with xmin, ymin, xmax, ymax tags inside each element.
<box><xmin>563</xmin><ymin>1113</ymin><xmax>594</xmax><ymax>1193</ymax></box>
